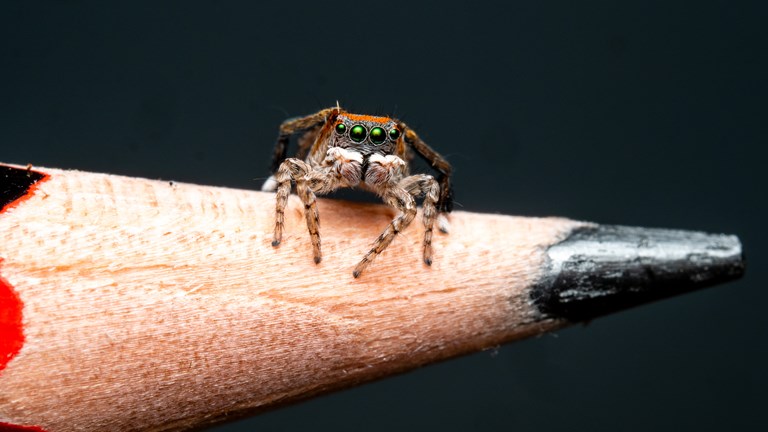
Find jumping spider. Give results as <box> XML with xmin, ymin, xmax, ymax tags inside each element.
<box><xmin>262</xmin><ymin>106</ymin><xmax>453</xmax><ymax>278</ymax></box>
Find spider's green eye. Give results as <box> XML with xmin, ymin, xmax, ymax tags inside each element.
<box><xmin>369</xmin><ymin>127</ymin><xmax>386</xmax><ymax>144</ymax></box>
<box><xmin>350</xmin><ymin>125</ymin><xmax>366</xmax><ymax>142</ymax></box>
<box><xmin>335</xmin><ymin>123</ymin><xmax>346</xmax><ymax>134</ymax></box>
<box><xmin>388</xmin><ymin>128</ymin><xmax>400</xmax><ymax>140</ymax></box>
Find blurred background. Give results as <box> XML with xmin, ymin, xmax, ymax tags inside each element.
<box><xmin>1</xmin><ymin>1</ymin><xmax>765</xmax><ymax>430</ymax></box>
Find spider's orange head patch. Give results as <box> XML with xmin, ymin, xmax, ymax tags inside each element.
<box><xmin>342</xmin><ymin>113</ymin><xmax>392</xmax><ymax>124</ymax></box>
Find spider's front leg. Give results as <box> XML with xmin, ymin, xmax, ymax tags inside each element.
<box><xmin>272</xmin><ymin>158</ymin><xmax>329</xmax><ymax>264</ymax></box>
<box><xmin>353</xmin><ymin>185</ymin><xmax>417</xmax><ymax>278</ymax></box>
<box><xmin>353</xmin><ymin>172</ymin><xmax>439</xmax><ymax>278</ymax></box>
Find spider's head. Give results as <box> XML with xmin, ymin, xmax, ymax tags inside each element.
<box><xmin>330</xmin><ymin>112</ymin><xmax>403</xmax><ymax>157</ymax></box>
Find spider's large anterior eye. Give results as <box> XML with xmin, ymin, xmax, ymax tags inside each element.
<box><xmin>335</xmin><ymin>123</ymin><xmax>346</xmax><ymax>135</ymax></box>
<box><xmin>388</xmin><ymin>128</ymin><xmax>400</xmax><ymax>140</ymax></box>
<box><xmin>350</xmin><ymin>125</ymin><xmax>367</xmax><ymax>142</ymax></box>
<box><xmin>369</xmin><ymin>127</ymin><xmax>386</xmax><ymax>144</ymax></box>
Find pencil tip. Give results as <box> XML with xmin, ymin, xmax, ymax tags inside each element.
<box><xmin>531</xmin><ymin>225</ymin><xmax>745</xmax><ymax>322</ymax></box>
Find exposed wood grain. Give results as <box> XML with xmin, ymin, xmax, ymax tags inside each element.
<box><xmin>0</xmin><ymin>166</ymin><xmax>581</xmax><ymax>431</ymax></box>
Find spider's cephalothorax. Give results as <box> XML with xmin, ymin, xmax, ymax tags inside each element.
<box><xmin>262</xmin><ymin>106</ymin><xmax>453</xmax><ymax>278</ymax></box>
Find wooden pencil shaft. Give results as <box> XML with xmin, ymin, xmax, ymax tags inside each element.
<box><xmin>0</xmin><ymin>166</ymin><xmax>580</xmax><ymax>431</ymax></box>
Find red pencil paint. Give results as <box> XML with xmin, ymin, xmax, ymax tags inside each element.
<box><xmin>0</xmin><ymin>165</ymin><xmax>50</xmax><ymax>431</ymax></box>
<box><xmin>0</xmin><ymin>271</ymin><xmax>24</xmax><ymax>373</ymax></box>
<box><xmin>0</xmin><ymin>421</ymin><xmax>48</xmax><ymax>432</ymax></box>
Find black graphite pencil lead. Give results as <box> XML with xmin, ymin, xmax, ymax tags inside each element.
<box><xmin>531</xmin><ymin>224</ymin><xmax>745</xmax><ymax>322</ymax></box>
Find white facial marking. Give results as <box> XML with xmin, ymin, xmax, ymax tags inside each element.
<box><xmin>325</xmin><ymin>147</ymin><xmax>364</xmax><ymax>164</ymax></box>
<box><xmin>325</xmin><ymin>147</ymin><xmax>364</xmax><ymax>186</ymax></box>
<box><xmin>368</xmin><ymin>153</ymin><xmax>406</xmax><ymax>168</ymax></box>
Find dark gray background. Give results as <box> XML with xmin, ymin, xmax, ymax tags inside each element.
<box><xmin>2</xmin><ymin>1</ymin><xmax>765</xmax><ymax>431</ymax></box>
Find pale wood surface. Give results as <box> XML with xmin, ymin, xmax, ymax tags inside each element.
<box><xmin>0</xmin><ymin>166</ymin><xmax>584</xmax><ymax>431</ymax></box>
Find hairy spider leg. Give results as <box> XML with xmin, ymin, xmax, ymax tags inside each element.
<box><xmin>400</xmin><ymin>174</ymin><xmax>440</xmax><ymax>265</ymax></box>
<box><xmin>273</xmin><ymin>157</ymin><xmax>346</xmax><ymax>264</ymax></box>
<box><xmin>402</xmin><ymin>126</ymin><xmax>454</xmax><ymax>216</ymax></box>
<box><xmin>268</xmin><ymin>107</ymin><xmax>338</xmax><ymax>174</ymax></box>
<box><xmin>353</xmin><ymin>174</ymin><xmax>439</xmax><ymax>277</ymax></box>
<box><xmin>272</xmin><ymin>158</ymin><xmax>325</xmax><ymax>263</ymax></box>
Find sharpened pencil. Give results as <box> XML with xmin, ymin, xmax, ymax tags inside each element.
<box><xmin>0</xmin><ymin>163</ymin><xmax>744</xmax><ymax>432</ymax></box>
